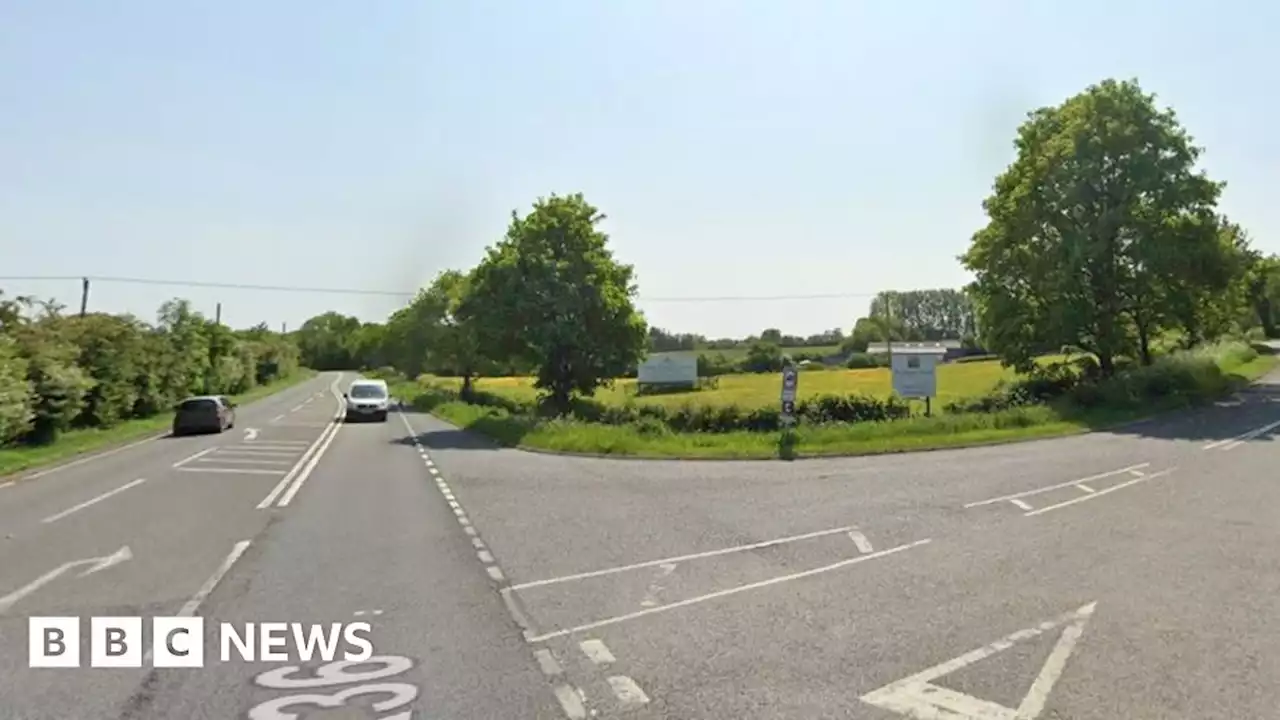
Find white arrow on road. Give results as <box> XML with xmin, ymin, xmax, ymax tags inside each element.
<box><xmin>243</xmin><ymin>427</ymin><xmax>260</xmax><ymax>441</ymax></box>
<box><xmin>0</xmin><ymin>546</ymin><xmax>132</xmax><ymax>615</ymax></box>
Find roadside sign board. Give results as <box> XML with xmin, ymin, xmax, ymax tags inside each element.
<box><xmin>780</xmin><ymin>365</ymin><xmax>798</xmax><ymax>423</ymax></box>
<box><xmin>890</xmin><ymin>352</ymin><xmax>940</xmax><ymax>398</ymax></box>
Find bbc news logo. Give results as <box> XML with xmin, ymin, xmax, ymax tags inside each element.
<box><xmin>29</xmin><ymin>617</ymin><xmax>374</xmax><ymax>668</ymax></box>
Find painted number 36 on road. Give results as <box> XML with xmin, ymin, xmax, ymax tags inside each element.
<box><xmin>248</xmin><ymin>655</ymin><xmax>419</xmax><ymax>719</ymax></box>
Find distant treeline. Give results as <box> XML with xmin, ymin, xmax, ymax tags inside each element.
<box><xmin>0</xmin><ymin>292</ymin><xmax>300</xmax><ymax>447</ymax></box>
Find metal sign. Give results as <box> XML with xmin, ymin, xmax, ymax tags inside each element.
<box><xmin>780</xmin><ymin>365</ymin><xmax>798</xmax><ymax>424</ymax></box>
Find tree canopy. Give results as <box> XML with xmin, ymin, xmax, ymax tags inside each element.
<box><xmin>961</xmin><ymin>78</ymin><xmax>1244</xmax><ymax>373</ymax></box>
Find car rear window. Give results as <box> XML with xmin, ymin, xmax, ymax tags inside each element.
<box><xmin>179</xmin><ymin>399</ymin><xmax>217</xmax><ymax>412</ymax></box>
<box><xmin>350</xmin><ymin>384</ymin><xmax>386</xmax><ymax>399</ymax></box>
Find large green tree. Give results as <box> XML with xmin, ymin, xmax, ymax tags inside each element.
<box><xmin>462</xmin><ymin>193</ymin><xmax>648</xmax><ymax>414</ymax></box>
<box><xmin>962</xmin><ymin>78</ymin><xmax>1232</xmax><ymax>374</ymax></box>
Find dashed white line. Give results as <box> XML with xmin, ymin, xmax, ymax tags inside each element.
<box><xmin>478</xmin><ymin>550</ymin><xmax>495</xmax><ymax>563</ymax></box>
<box><xmin>525</xmin><ymin>539</ymin><xmax>933</xmax><ymax>643</ymax></box>
<box><xmin>272</xmin><ymin>414</ymin><xmax>286</xmax><ymax>422</ymax></box>
<box><xmin>552</xmin><ymin>685</ymin><xmax>587</xmax><ymax>719</ymax></box>
<box><xmin>173</xmin><ymin>448</ymin><xmax>215</xmax><ymax>467</ymax></box>
<box><xmin>463</xmin><ymin>526</ymin><xmax>478</xmax><ymax>537</ymax></box>
<box><xmin>607</xmin><ymin>676</ymin><xmax>650</xmax><ymax>707</ymax></box>
<box><xmin>429</xmin><ymin>467</ymin><xmax>440</xmax><ymax>475</ymax></box>
<box><xmin>471</xmin><ymin>538</ymin><xmax>486</xmax><ymax>549</ymax></box>
<box><xmin>487</xmin><ymin>566</ymin><xmax>505</xmax><ymax>582</ymax></box>
<box><xmin>1024</xmin><ymin>468</ymin><xmax>1176</xmax><ymax>517</ymax></box>
<box><xmin>1076</xmin><ymin>483</ymin><xmax>1096</xmax><ymax>493</ymax></box>
<box><xmin>41</xmin><ymin>478</ymin><xmax>147</xmax><ymax>524</ymax></box>
<box><xmin>848</xmin><ymin>530</ymin><xmax>874</xmax><ymax>554</ymax></box>
<box><xmin>534</xmin><ymin>648</ymin><xmax>564</xmax><ymax>676</ymax></box>
<box><xmin>579</xmin><ymin>639</ymin><xmax>615</xmax><ymax>666</ymax></box>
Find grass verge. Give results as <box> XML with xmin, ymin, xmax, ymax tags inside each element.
<box><xmin>393</xmin><ymin>345</ymin><xmax>1277</xmax><ymax>460</ymax></box>
<box><xmin>0</xmin><ymin>369</ymin><xmax>320</xmax><ymax>478</ymax></box>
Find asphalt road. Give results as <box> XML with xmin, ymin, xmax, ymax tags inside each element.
<box><xmin>0</xmin><ymin>360</ymin><xmax>1278</xmax><ymax>719</ymax></box>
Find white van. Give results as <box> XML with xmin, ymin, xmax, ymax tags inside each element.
<box><xmin>343</xmin><ymin>378</ymin><xmax>390</xmax><ymax>422</ymax></box>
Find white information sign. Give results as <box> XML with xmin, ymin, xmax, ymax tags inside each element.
<box><xmin>638</xmin><ymin>355</ymin><xmax>698</xmax><ymax>386</ymax></box>
<box><xmin>890</xmin><ymin>352</ymin><xmax>941</xmax><ymax>398</ymax></box>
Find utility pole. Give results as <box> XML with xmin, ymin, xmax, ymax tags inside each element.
<box><xmin>281</xmin><ymin>322</ymin><xmax>287</xmax><ymax>334</ymax></box>
<box><xmin>215</xmin><ymin>302</ymin><xmax>222</xmax><ymax>325</ymax></box>
<box><xmin>79</xmin><ymin>277</ymin><xmax>90</xmax><ymax>317</ymax></box>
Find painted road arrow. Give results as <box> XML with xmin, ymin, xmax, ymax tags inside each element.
<box><xmin>0</xmin><ymin>546</ymin><xmax>133</xmax><ymax>614</ymax></box>
<box><xmin>243</xmin><ymin>427</ymin><xmax>260</xmax><ymax>441</ymax></box>
<box><xmin>861</xmin><ymin>601</ymin><xmax>1096</xmax><ymax>719</ymax></box>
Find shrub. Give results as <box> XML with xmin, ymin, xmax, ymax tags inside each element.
<box><xmin>846</xmin><ymin>353</ymin><xmax>887</xmax><ymax>369</ymax></box>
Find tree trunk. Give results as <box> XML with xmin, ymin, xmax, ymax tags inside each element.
<box><xmin>1098</xmin><ymin>351</ymin><xmax>1115</xmax><ymax>377</ymax></box>
<box><xmin>460</xmin><ymin>372</ymin><xmax>474</xmax><ymax>401</ymax></box>
<box><xmin>1136</xmin><ymin>320</ymin><xmax>1152</xmax><ymax>366</ymax></box>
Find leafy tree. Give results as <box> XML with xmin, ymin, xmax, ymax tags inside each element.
<box><xmin>1244</xmin><ymin>253</ymin><xmax>1280</xmax><ymax>338</ymax></box>
<box><xmin>421</xmin><ymin>270</ymin><xmax>485</xmax><ymax>397</ymax></box>
<box><xmin>463</xmin><ymin>193</ymin><xmax>648</xmax><ymax>414</ymax></box>
<box><xmin>869</xmin><ymin>289</ymin><xmax>975</xmax><ymax>341</ymax></box>
<box><xmin>64</xmin><ymin>313</ymin><xmax>146</xmax><ymax>427</ymax></box>
<box><xmin>962</xmin><ymin>78</ymin><xmax>1228</xmax><ymax>374</ymax></box>
<box><xmin>0</xmin><ymin>334</ymin><xmax>34</xmax><ymax>443</ymax></box>
<box><xmin>296</xmin><ymin>311</ymin><xmax>362</xmax><ymax>370</ymax></box>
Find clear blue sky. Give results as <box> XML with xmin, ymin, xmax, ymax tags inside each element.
<box><xmin>3</xmin><ymin>1</ymin><xmax>1277</xmax><ymax>339</ymax></box>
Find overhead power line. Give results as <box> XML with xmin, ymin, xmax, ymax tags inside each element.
<box><xmin>0</xmin><ymin>275</ymin><xmax>885</xmax><ymax>303</ymax></box>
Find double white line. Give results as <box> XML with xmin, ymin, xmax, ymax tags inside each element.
<box><xmin>256</xmin><ymin>375</ymin><xmax>344</xmax><ymax>509</ymax></box>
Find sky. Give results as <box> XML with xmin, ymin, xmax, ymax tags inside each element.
<box><xmin>3</xmin><ymin>1</ymin><xmax>1278</xmax><ymax>339</ymax></box>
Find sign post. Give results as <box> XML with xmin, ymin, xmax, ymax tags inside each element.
<box><xmin>780</xmin><ymin>364</ymin><xmax>798</xmax><ymax>426</ymax></box>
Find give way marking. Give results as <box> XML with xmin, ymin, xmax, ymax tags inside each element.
<box><xmin>861</xmin><ymin>601</ymin><xmax>1096</xmax><ymax>719</ymax></box>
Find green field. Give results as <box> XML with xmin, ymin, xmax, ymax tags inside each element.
<box><xmin>401</xmin><ymin>345</ymin><xmax>1278</xmax><ymax>460</ymax></box>
<box><xmin>423</xmin><ymin>356</ymin><xmax>1039</xmax><ymax>411</ymax></box>
<box><xmin>0</xmin><ymin>369</ymin><xmax>319</xmax><ymax>478</ymax></box>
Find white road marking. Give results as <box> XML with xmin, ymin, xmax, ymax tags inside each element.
<box><xmin>20</xmin><ymin>434</ymin><xmax>162</xmax><ymax>480</ymax></box>
<box><xmin>478</xmin><ymin>550</ymin><xmax>495</xmax><ymax>563</ymax></box>
<box><xmin>526</xmin><ymin>539</ymin><xmax>932</xmax><ymax>642</ymax></box>
<box><xmin>429</xmin><ymin>467</ymin><xmax>440</xmax><ymax>475</ymax></box>
<box><xmin>1009</xmin><ymin>498</ymin><xmax>1033</xmax><ymax>511</ymax></box>
<box><xmin>579</xmin><ymin>639</ymin><xmax>615</xmax><ymax>666</ymax></box>
<box><xmin>173</xmin><ymin>448</ymin><xmax>215</xmax><ymax>467</ymax></box>
<box><xmin>458</xmin><ymin>517</ymin><xmax>470</xmax><ymax>526</ymax></box>
<box><xmin>178</xmin><ymin>467</ymin><xmax>285</xmax><ymax>475</ymax></box>
<box><xmin>257</xmin><ymin>377</ymin><xmax>344</xmax><ymax>509</ymax></box>
<box><xmin>41</xmin><ymin>478</ymin><xmax>147</xmax><ymax>524</ymax></box>
<box><xmin>271</xmin><ymin>414</ymin><xmax>285</xmax><ymax>422</ymax></box>
<box><xmin>0</xmin><ymin>545</ymin><xmax>132</xmax><ymax>614</ymax></box>
<box><xmin>230</xmin><ymin>441</ymin><xmax>310</xmax><ymax>449</ymax></box>
<box><xmin>463</xmin><ymin>526</ymin><xmax>477</xmax><ymax>537</ymax></box>
<box><xmin>607</xmin><ymin>676</ymin><xmax>650</xmax><ymax>707</ymax></box>
<box><xmin>511</xmin><ymin>524</ymin><xmax>861</xmax><ymax>591</ymax></box>
<box><xmin>216</xmin><ymin>448</ymin><xmax>298</xmax><ymax>456</ymax></box>
<box><xmin>640</xmin><ymin>563</ymin><xmax>678</xmax><ymax>608</ymax></box>
<box><xmin>0</xmin><ymin>481</ymin><xmax>12</xmax><ymax>491</ymax></box>
<box><xmin>1025</xmin><ymin>468</ymin><xmax>1175</xmax><ymax>517</ymax></box>
<box><xmin>471</xmin><ymin>538</ymin><xmax>486</xmax><ymax>549</ymax></box>
<box><xmin>553</xmin><ymin>685</ymin><xmax>587</xmax><ymax>719</ymax></box>
<box><xmin>964</xmin><ymin>463</ymin><xmax>1151</xmax><ymax>508</ymax></box>
<box><xmin>1075</xmin><ymin>483</ymin><xmax>1096</xmax><ymax>493</ymax></box>
<box><xmin>179</xmin><ymin>540</ymin><xmax>251</xmax><ymax>617</ymax></box>
<box><xmin>243</xmin><ymin>427</ymin><xmax>260</xmax><ymax>441</ymax></box>
<box><xmin>1203</xmin><ymin>419</ymin><xmax>1280</xmax><ymax>450</ymax></box>
<box><xmin>487</xmin><ymin>566</ymin><xmax>505</xmax><ymax>582</ymax></box>
<box><xmin>276</xmin><ymin>419</ymin><xmax>343</xmax><ymax>507</ymax></box>
<box><xmin>290</xmin><ymin>404</ymin><xmax>306</xmax><ymax>412</ymax></box>
<box><xmin>848</xmin><ymin>530</ymin><xmax>874</xmax><ymax>554</ymax></box>
<box><xmin>194</xmin><ymin>458</ymin><xmax>293</xmax><ymax>466</ymax></box>
<box><xmin>1128</xmin><ymin>469</ymin><xmax>1146</xmax><ymax>478</ymax></box>
<box><xmin>534</xmin><ymin>649</ymin><xmax>563</xmax><ymax>676</ymax></box>
<box><xmin>860</xmin><ymin>602</ymin><xmax>1096</xmax><ymax>719</ymax></box>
